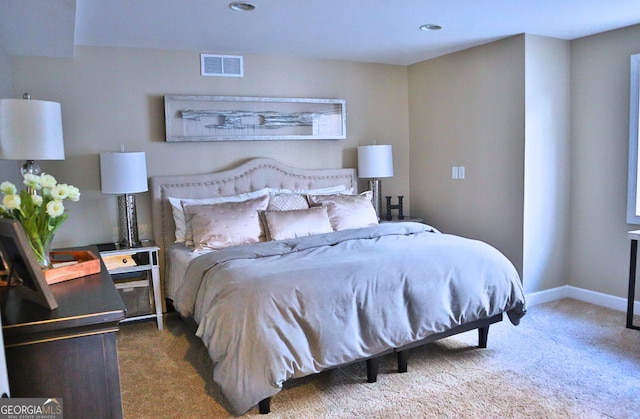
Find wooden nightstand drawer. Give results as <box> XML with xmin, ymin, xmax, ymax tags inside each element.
<box><xmin>102</xmin><ymin>254</ymin><xmax>136</xmax><ymax>271</ymax></box>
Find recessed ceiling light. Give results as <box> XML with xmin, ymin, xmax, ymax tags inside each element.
<box><xmin>229</xmin><ymin>2</ymin><xmax>255</xmax><ymax>11</ymax></box>
<box><xmin>420</xmin><ymin>24</ymin><xmax>442</xmax><ymax>31</ymax></box>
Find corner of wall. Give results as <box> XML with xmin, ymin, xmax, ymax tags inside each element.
<box><xmin>523</xmin><ymin>35</ymin><xmax>571</xmax><ymax>294</ymax></box>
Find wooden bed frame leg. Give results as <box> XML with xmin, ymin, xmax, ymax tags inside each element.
<box><xmin>366</xmin><ymin>357</ymin><xmax>379</xmax><ymax>383</ymax></box>
<box><xmin>397</xmin><ymin>350</ymin><xmax>408</xmax><ymax>373</ymax></box>
<box><xmin>478</xmin><ymin>325</ymin><xmax>489</xmax><ymax>348</ymax></box>
<box><xmin>259</xmin><ymin>397</ymin><xmax>271</xmax><ymax>414</ymax></box>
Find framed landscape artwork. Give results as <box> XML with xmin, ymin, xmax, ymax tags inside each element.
<box><xmin>164</xmin><ymin>95</ymin><xmax>346</xmax><ymax>142</ymax></box>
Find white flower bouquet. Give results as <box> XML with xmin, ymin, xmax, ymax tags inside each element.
<box><xmin>0</xmin><ymin>173</ymin><xmax>80</xmax><ymax>268</ymax></box>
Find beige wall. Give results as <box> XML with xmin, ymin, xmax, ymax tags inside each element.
<box><xmin>0</xmin><ymin>44</ymin><xmax>11</xmax><ymax>98</ymax></box>
<box><xmin>407</xmin><ymin>36</ymin><xmax>526</xmax><ymax>275</ymax></box>
<box><xmin>9</xmin><ymin>47</ymin><xmax>410</xmax><ymax>247</ymax></box>
<box><xmin>570</xmin><ymin>24</ymin><xmax>640</xmax><ymax>299</ymax></box>
<box><xmin>407</xmin><ymin>34</ymin><xmax>574</xmax><ymax>294</ymax></box>
<box><xmin>0</xmin><ymin>43</ymin><xmax>20</xmax><ymax>183</ymax></box>
<box><xmin>523</xmin><ymin>35</ymin><xmax>571</xmax><ymax>293</ymax></box>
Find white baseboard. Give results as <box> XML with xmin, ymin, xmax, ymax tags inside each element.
<box><xmin>526</xmin><ymin>285</ymin><xmax>636</xmax><ymax>313</ymax></box>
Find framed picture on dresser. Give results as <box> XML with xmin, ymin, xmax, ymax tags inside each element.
<box><xmin>0</xmin><ymin>219</ymin><xmax>57</xmax><ymax>310</ymax></box>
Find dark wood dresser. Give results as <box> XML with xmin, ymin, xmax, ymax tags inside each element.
<box><xmin>2</xmin><ymin>247</ymin><xmax>126</xmax><ymax>419</ymax></box>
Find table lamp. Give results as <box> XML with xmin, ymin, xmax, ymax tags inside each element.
<box><xmin>100</xmin><ymin>149</ymin><xmax>148</xmax><ymax>248</ymax></box>
<box><xmin>358</xmin><ymin>144</ymin><xmax>394</xmax><ymax>219</ymax></box>
<box><xmin>0</xmin><ymin>93</ymin><xmax>65</xmax><ymax>176</ymax></box>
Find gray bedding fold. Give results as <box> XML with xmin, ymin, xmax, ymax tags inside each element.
<box><xmin>174</xmin><ymin>222</ymin><xmax>526</xmax><ymax>414</ymax></box>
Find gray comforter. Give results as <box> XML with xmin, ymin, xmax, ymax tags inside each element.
<box><xmin>174</xmin><ymin>222</ymin><xmax>526</xmax><ymax>414</ymax></box>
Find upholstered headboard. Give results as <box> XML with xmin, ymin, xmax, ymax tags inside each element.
<box><xmin>150</xmin><ymin>157</ymin><xmax>357</xmax><ymax>279</ymax></box>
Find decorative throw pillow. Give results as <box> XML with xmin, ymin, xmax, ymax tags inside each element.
<box><xmin>307</xmin><ymin>191</ymin><xmax>378</xmax><ymax>231</ymax></box>
<box><xmin>267</xmin><ymin>194</ymin><xmax>310</xmax><ymax>211</ymax></box>
<box><xmin>183</xmin><ymin>195</ymin><xmax>269</xmax><ymax>250</ymax></box>
<box><xmin>263</xmin><ymin>207</ymin><xmax>333</xmax><ymax>241</ymax></box>
<box><xmin>168</xmin><ymin>188</ymin><xmax>270</xmax><ymax>243</ymax></box>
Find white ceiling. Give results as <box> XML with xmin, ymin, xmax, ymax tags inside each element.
<box><xmin>2</xmin><ymin>0</ymin><xmax>640</xmax><ymax>65</ymax></box>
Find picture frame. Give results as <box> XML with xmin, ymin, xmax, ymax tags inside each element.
<box><xmin>0</xmin><ymin>219</ymin><xmax>57</xmax><ymax>310</ymax></box>
<box><xmin>164</xmin><ymin>95</ymin><xmax>346</xmax><ymax>142</ymax></box>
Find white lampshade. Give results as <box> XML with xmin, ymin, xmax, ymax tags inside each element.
<box><xmin>0</xmin><ymin>98</ymin><xmax>65</xmax><ymax>160</ymax></box>
<box><xmin>100</xmin><ymin>151</ymin><xmax>148</xmax><ymax>194</ymax></box>
<box><xmin>358</xmin><ymin>145</ymin><xmax>394</xmax><ymax>178</ymax></box>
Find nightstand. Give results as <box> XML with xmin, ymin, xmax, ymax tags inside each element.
<box><xmin>98</xmin><ymin>242</ymin><xmax>163</xmax><ymax>330</ymax></box>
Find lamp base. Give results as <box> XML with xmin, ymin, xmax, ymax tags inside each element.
<box><xmin>22</xmin><ymin>160</ymin><xmax>42</xmax><ymax>195</ymax></box>
<box><xmin>368</xmin><ymin>178</ymin><xmax>382</xmax><ymax>220</ymax></box>
<box><xmin>117</xmin><ymin>194</ymin><xmax>141</xmax><ymax>248</ymax></box>
<box><xmin>20</xmin><ymin>160</ymin><xmax>41</xmax><ymax>176</ymax></box>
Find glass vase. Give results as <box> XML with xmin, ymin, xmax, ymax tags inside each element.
<box><xmin>29</xmin><ymin>233</ymin><xmax>54</xmax><ymax>269</ymax></box>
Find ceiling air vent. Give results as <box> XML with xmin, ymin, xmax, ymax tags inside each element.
<box><xmin>200</xmin><ymin>54</ymin><xmax>244</xmax><ymax>77</ymax></box>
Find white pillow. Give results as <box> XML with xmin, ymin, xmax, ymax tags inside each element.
<box><xmin>307</xmin><ymin>191</ymin><xmax>378</xmax><ymax>231</ymax></box>
<box><xmin>168</xmin><ymin>188</ymin><xmax>270</xmax><ymax>243</ymax></box>
<box><xmin>183</xmin><ymin>195</ymin><xmax>270</xmax><ymax>250</ymax></box>
<box><xmin>263</xmin><ymin>207</ymin><xmax>333</xmax><ymax>241</ymax></box>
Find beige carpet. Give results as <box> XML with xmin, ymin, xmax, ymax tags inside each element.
<box><xmin>117</xmin><ymin>299</ymin><xmax>640</xmax><ymax>418</ymax></box>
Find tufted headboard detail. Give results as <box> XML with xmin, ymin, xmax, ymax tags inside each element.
<box><xmin>150</xmin><ymin>157</ymin><xmax>357</xmax><ymax>282</ymax></box>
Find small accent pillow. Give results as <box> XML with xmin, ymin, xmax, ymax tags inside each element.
<box><xmin>307</xmin><ymin>191</ymin><xmax>378</xmax><ymax>231</ymax></box>
<box><xmin>267</xmin><ymin>194</ymin><xmax>310</xmax><ymax>211</ymax></box>
<box><xmin>183</xmin><ymin>195</ymin><xmax>269</xmax><ymax>250</ymax></box>
<box><xmin>168</xmin><ymin>188</ymin><xmax>270</xmax><ymax>243</ymax></box>
<box><xmin>263</xmin><ymin>207</ymin><xmax>333</xmax><ymax>241</ymax></box>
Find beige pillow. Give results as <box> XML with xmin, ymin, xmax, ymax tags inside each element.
<box><xmin>168</xmin><ymin>188</ymin><xmax>270</xmax><ymax>243</ymax></box>
<box><xmin>263</xmin><ymin>207</ymin><xmax>333</xmax><ymax>241</ymax></box>
<box><xmin>183</xmin><ymin>195</ymin><xmax>269</xmax><ymax>250</ymax></box>
<box><xmin>307</xmin><ymin>191</ymin><xmax>378</xmax><ymax>231</ymax></box>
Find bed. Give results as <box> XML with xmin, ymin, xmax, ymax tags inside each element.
<box><xmin>150</xmin><ymin>157</ymin><xmax>526</xmax><ymax>415</ymax></box>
